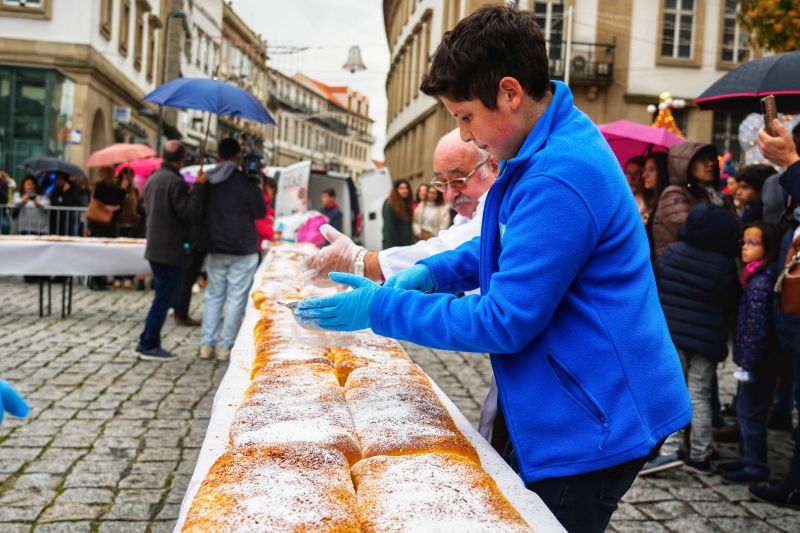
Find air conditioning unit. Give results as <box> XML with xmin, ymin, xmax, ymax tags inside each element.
<box><xmin>570</xmin><ymin>55</ymin><xmax>587</xmax><ymax>76</ymax></box>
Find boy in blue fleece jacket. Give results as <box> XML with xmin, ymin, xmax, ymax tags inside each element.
<box><xmin>297</xmin><ymin>5</ymin><xmax>691</xmax><ymax>530</ymax></box>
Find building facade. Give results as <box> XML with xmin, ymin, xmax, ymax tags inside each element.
<box><xmin>383</xmin><ymin>0</ymin><xmax>757</xmax><ymax>186</ymax></box>
<box><xmin>267</xmin><ymin>68</ymin><xmax>375</xmax><ymax>180</ymax></box>
<box><xmin>0</xmin><ymin>0</ymin><xmax>164</xmax><ymax>177</ymax></box>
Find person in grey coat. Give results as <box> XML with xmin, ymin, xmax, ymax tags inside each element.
<box><xmin>136</xmin><ymin>141</ymin><xmax>207</xmax><ymax>361</ymax></box>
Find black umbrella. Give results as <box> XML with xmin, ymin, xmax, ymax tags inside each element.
<box><xmin>694</xmin><ymin>51</ymin><xmax>800</xmax><ymax>113</ymax></box>
<box><xmin>19</xmin><ymin>156</ymin><xmax>86</xmax><ymax>179</ymax></box>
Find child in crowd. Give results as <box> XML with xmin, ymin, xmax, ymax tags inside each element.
<box><xmin>719</xmin><ymin>221</ymin><xmax>783</xmax><ymax>483</ymax></box>
<box><xmin>734</xmin><ymin>164</ymin><xmax>778</xmax><ymax>224</ymax></box>
<box><xmin>648</xmin><ymin>204</ymin><xmax>741</xmax><ymax>474</ymax></box>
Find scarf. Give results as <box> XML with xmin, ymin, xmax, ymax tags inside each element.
<box><xmin>739</xmin><ymin>260</ymin><xmax>764</xmax><ymax>287</ymax></box>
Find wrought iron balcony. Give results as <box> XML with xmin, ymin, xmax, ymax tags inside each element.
<box><xmin>547</xmin><ymin>41</ymin><xmax>615</xmax><ymax>86</ymax></box>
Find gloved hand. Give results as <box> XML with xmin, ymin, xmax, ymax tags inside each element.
<box><xmin>295</xmin><ymin>272</ymin><xmax>380</xmax><ymax>331</ymax></box>
<box><xmin>383</xmin><ymin>264</ymin><xmax>435</xmax><ymax>292</ymax></box>
<box><xmin>303</xmin><ymin>224</ymin><xmax>364</xmax><ymax>281</ymax></box>
<box><xmin>0</xmin><ymin>379</ymin><xmax>29</xmax><ymax>424</ymax></box>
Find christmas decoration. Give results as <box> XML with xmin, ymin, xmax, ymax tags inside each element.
<box><xmin>648</xmin><ymin>92</ymin><xmax>686</xmax><ymax>137</ymax></box>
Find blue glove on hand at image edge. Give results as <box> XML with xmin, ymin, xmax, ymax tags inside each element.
<box><xmin>0</xmin><ymin>379</ymin><xmax>29</xmax><ymax>424</ymax></box>
<box><xmin>295</xmin><ymin>272</ymin><xmax>381</xmax><ymax>331</ymax></box>
<box><xmin>383</xmin><ymin>264</ymin><xmax>434</xmax><ymax>292</ymax></box>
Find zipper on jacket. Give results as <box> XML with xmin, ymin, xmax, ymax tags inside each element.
<box><xmin>547</xmin><ymin>354</ymin><xmax>610</xmax><ymax>450</ymax></box>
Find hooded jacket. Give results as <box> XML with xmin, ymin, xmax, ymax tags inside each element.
<box><xmin>656</xmin><ymin>204</ymin><xmax>740</xmax><ymax>361</ymax></box>
<box><xmin>368</xmin><ymin>81</ymin><xmax>691</xmax><ymax>483</ymax></box>
<box><xmin>205</xmin><ymin>160</ymin><xmax>266</xmax><ymax>255</ymax></box>
<box><xmin>652</xmin><ymin>142</ymin><xmax>721</xmax><ymax>257</ymax></box>
<box><xmin>734</xmin><ymin>263</ymin><xmax>778</xmax><ymax>373</ymax></box>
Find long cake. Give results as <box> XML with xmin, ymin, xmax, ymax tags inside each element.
<box><xmin>183</xmin><ymin>445</ymin><xmax>360</xmax><ymax>532</ymax></box>
<box><xmin>344</xmin><ymin>360</ymin><xmax>480</xmax><ymax>464</ymax></box>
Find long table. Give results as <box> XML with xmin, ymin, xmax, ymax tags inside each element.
<box><xmin>174</xmin><ymin>252</ymin><xmax>565</xmax><ymax>532</ymax></box>
<box><xmin>0</xmin><ymin>236</ymin><xmax>151</xmax><ymax>316</ymax></box>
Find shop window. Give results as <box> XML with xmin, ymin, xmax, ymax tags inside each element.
<box><xmin>661</xmin><ymin>0</ymin><xmax>695</xmax><ymax>59</ymax></box>
<box><xmin>99</xmin><ymin>0</ymin><xmax>113</xmax><ymax>40</ymax></box>
<box><xmin>119</xmin><ymin>0</ymin><xmax>131</xmax><ymax>57</ymax></box>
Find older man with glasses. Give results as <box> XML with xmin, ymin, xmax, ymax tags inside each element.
<box><xmin>304</xmin><ymin>128</ymin><xmax>498</xmax><ymax>283</ymax></box>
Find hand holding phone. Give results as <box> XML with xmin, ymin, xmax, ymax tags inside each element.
<box><xmin>761</xmin><ymin>95</ymin><xmax>778</xmax><ymax>137</ymax></box>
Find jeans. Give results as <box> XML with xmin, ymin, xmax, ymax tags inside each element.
<box><xmin>174</xmin><ymin>250</ymin><xmax>206</xmax><ymax>319</ymax></box>
<box><xmin>664</xmin><ymin>350</ymin><xmax>715</xmax><ymax>460</ymax></box>
<box><xmin>138</xmin><ymin>262</ymin><xmax>183</xmax><ymax>350</ymax></box>
<box><xmin>736</xmin><ymin>360</ymin><xmax>779</xmax><ymax>478</ymax></box>
<box><xmin>788</xmin><ymin>348</ymin><xmax>800</xmax><ymax>485</ymax></box>
<box><xmin>526</xmin><ymin>451</ymin><xmax>649</xmax><ymax>533</ymax></box>
<box><xmin>201</xmin><ymin>253</ymin><xmax>259</xmax><ymax>349</ymax></box>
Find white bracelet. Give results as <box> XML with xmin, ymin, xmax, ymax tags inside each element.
<box><xmin>353</xmin><ymin>248</ymin><xmax>367</xmax><ymax>277</ymax></box>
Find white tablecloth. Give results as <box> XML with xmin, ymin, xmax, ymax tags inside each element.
<box><xmin>0</xmin><ymin>236</ymin><xmax>150</xmax><ymax>275</ymax></box>
<box><xmin>174</xmin><ymin>253</ymin><xmax>565</xmax><ymax>532</ymax></box>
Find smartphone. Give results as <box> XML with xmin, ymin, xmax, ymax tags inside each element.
<box><xmin>761</xmin><ymin>95</ymin><xmax>778</xmax><ymax>137</ymax></box>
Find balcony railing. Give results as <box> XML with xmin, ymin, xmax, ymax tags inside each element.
<box><xmin>547</xmin><ymin>41</ymin><xmax>615</xmax><ymax>86</ymax></box>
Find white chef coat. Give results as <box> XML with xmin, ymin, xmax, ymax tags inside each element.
<box><xmin>378</xmin><ymin>191</ymin><xmax>488</xmax><ymax>279</ymax></box>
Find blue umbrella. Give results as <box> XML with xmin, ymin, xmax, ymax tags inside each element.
<box><xmin>143</xmin><ymin>77</ymin><xmax>274</xmax><ymax>124</ymax></box>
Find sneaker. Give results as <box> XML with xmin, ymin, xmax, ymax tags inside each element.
<box><xmin>136</xmin><ymin>346</ymin><xmax>177</xmax><ymax>362</ymax></box>
<box><xmin>199</xmin><ymin>344</ymin><xmax>214</xmax><ymax>360</ymax></box>
<box><xmin>721</xmin><ymin>467</ymin><xmax>768</xmax><ymax>484</ymax></box>
<box><xmin>682</xmin><ymin>456</ymin><xmax>712</xmax><ymax>475</ymax></box>
<box><xmin>639</xmin><ymin>451</ymin><xmax>684</xmax><ymax>476</ymax></box>
<box><xmin>216</xmin><ymin>346</ymin><xmax>231</xmax><ymax>362</ymax></box>
<box><xmin>175</xmin><ymin>316</ymin><xmax>202</xmax><ymax>327</ymax></box>
<box><xmin>748</xmin><ymin>480</ymin><xmax>800</xmax><ymax>509</ymax></box>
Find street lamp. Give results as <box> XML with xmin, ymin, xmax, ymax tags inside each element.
<box><xmin>155</xmin><ymin>9</ymin><xmax>187</xmax><ymax>154</ymax></box>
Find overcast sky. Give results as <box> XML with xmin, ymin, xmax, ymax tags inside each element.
<box><xmin>229</xmin><ymin>0</ymin><xmax>391</xmax><ymax>161</ymax></box>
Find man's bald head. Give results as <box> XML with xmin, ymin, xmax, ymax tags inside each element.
<box><xmin>163</xmin><ymin>140</ymin><xmax>188</xmax><ymax>169</ymax></box>
<box><xmin>433</xmin><ymin>128</ymin><xmax>498</xmax><ymax>218</ymax></box>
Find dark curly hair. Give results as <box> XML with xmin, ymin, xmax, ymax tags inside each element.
<box><xmin>388</xmin><ymin>179</ymin><xmax>414</xmax><ymax>221</ymax></box>
<box><xmin>420</xmin><ymin>3</ymin><xmax>550</xmax><ymax>109</ymax></box>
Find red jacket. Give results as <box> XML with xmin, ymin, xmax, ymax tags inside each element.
<box><xmin>255</xmin><ymin>192</ymin><xmax>274</xmax><ymax>246</ymax></box>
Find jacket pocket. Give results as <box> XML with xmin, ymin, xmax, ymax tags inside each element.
<box><xmin>547</xmin><ymin>354</ymin><xmax>610</xmax><ymax>450</ymax></box>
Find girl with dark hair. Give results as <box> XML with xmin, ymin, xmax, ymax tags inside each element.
<box><xmin>414</xmin><ymin>183</ymin><xmax>428</xmax><ymax>210</ymax></box>
<box><xmin>413</xmin><ymin>186</ymin><xmax>451</xmax><ymax>240</ymax></box>
<box><xmin>382</xmin><ymin>179</ymin><xmax>415</xmax><ymax>248</ymax></box>
<box><xmin>641</xmin><ymin>152</ymin><xmax>670</xmax><ymax>260</ymax></box>
<box><xmin>719</xmin><ymin>221</ymin><xmax>783</xmax><ymax>483</ymax></box>
<box><xmin>12</xmin><ymin>175</ymin><xmax>50</xmax><ymax>235</ymax></box>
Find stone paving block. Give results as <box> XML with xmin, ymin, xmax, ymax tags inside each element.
<box><xmin>621</xmin><ymin>486</ymin><xmax>674</xmax><ymax>503</ymax></box>
<box><xmin>103</xmin><ymin>502</ymin><xmax>154</xmax><ymax>521</ymax></box>
<box><xmin>56</xmin><ymin>488</ymin><xmax>114</xmax><ymax>504</ymax></box>
<box><xmin>711</xmin><ymin>517</ymin><xmax>780</xmax><ymax>532</ymax></box>
<box><xmin>767</xmin><ymin>514</ymin><xmax>800</xmax><ymax>532</ymax></box>
<box><xmin>13</xmin><ymin>473</ymin><xmax>63</xmax><ymax>490</ymax></box>
<box><xmin>34</xmin><ymin>521</ymin><xmax>93</xmax><ymax>532</ymax></box>
<box><xmin>115</xmin><ymin>489</ymin><xmax>163</xmax><ymax>505</ymax></box>
<box><xmin>710</xmin><ymin>483</ymin><xmax>751</xmax><ymax>503</ymax></box>
<box><xmin>667</xmin><ymin>486</ymin><xmax>722</xmax><ymax>502</ymax></box>
<box><xmin>25</xmin><ymin>448</ymin><xmax>85</xmax><ymax>474</ymax></box>
<box><xmin>0</xmin><ymin>524</ymin><xmax>31</xmax><ymax>533</ymax></box>
<box><xmin>0</xmin><ymin>486</ymin><xmax>56</xmax><ymax>506</ymax></box>
<box><xmin>149</xmin><ymin>521</ymin><xmax>177</xmax><ymax>533</ymax></box>
<box><xmin>14</xmin><ymin>420</ymin><xmax>64</xmax><ymax>437</ymax></box>
<box><xmin>0</xmin><ymin>505</ymin><xmax>44</xmax><ymax>522</ymax></box>
<box><xmin>62</xmin><ymin>471</ymin><xmax>119</xmax><ymax>489</ymax></box>
<box><xmin>638</xmin><ymin>501</ymin><xmax>692</xmax><ymax>521</ymax></box>
<box><xmin>97</xmin><ymin>522</ymin><xmax>149</xmax><ymax>533</ymax></box>
<box><xmin>1</xmin><ymin>447</ymin><xmax>42</xmax><ymax>461</ymax></box>
<box><xmin>153</xmin><ymin>503</ymin><xmax>181</xmax><ymax>521</ymax></box>
<box><xmin>137</xmin><ymin>447</ymin><xmax>181</xmax><ymax>462</ymax></box>
<box><xmin>687</xmin><ymin>501</ymin><xmax>751</xmax><ymax>518</ymax></box>
<box><xmin>118</xmin><ymin>472</ymin><xmax>169</xmax><ymax>489</ymax></box>
<box><xmin>613</xmin><ymin>502</ymin><xmax>647</xmax><ymax>521</ymax></box>
<box><xmin>75</xmin><ymin>409</ymin><xmax>114</xmax><ymax>420</ymax></box>
<box><xmin>661</xmin><ymin>516</ymin><xmax>722</xmax><ymax>533</ymax></box>
<box><xmin>609</xmin><ymin>520</ymin><xmax>669</xmax><ymax>532</ymax></box>
<box><xmin>49</xmin><ymin>433</ymin><xmax>97</xmax><ymax>448</ymax></box>
<box><xmin>129</xmin><ymin>461</ymin><xmax>177</xmax><ymax>475</ymax></box>
<box><xmin>740</xmin><ymin>501</ymin><xmax>800</xmax><ymax>519</ymax></box>
<box><xmin>0</xmin><ymin>458</ymin><xmax>28</xmax><ymax>473</ymax></box>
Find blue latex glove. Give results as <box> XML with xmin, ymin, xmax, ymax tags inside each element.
<box><xmin>0</xmin><ymin>379</ymin><xmax>29</xmax><ymax>424</ymax></box>
<box><xmin>295</xmin><ymin>272</ymin><xmax>381</xmax><ymax>331</ymax></box>
<box><xmin>383</xmin><ymin>264</ymin><xmax>435</xmax><ymax>292</ymax></box>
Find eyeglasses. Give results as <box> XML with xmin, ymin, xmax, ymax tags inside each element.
<box><xmin>430</xmin><ymin>160</ymin><xmax>487</xmax><ymax>193</ymax></box>
<box><xmin>739</xmin><ymin>238</ymin><xmax>763</xmax><ymax>248</ymax></box>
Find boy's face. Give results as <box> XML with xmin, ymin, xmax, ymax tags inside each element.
<box><xmin>440</xmin><ymin>95</ymin><xmax>520</xmax><ymax>161</ymax></box>
<box><xmin>735</xmin><ymin>181</ymin><xmax>758</xmax><ymax>206</ymax></box>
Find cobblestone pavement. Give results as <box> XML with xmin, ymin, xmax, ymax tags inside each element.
<box><xmin>0</xmin><ymin>277</ymin><xmax>798</xmax><ymax>532</ymax></box>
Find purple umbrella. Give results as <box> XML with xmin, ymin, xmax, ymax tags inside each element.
<box><xmin>598</xmin><ymin>120</ymin><xmax>684</xmax><ymax>168</ymax></box>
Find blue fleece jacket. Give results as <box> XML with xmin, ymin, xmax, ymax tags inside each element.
<box><xmin>369</xmin><ymin>81</ymin><xmax>691</xmax><ymax>483</ymax></box>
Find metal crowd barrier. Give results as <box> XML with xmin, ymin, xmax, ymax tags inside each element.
<box><xmin>0</xmin><ymin>204</ymin><xmax>88</xmax><ymax>237</ymax></box>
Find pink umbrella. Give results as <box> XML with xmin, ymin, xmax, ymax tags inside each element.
<box><xmin>85</xmin><ymin>143</ymin><xmax>156</xmax><ymax>168</ymax></box>
<box><xmin>598</xmin><ymin>120</ymin><xmax>683</xmax><ymax>168</ymax></box>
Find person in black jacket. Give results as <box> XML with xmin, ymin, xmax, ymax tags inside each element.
<box><xmin>199</xmin><ymin>138</ymin><xmax>266</xmax><ymax>362</ymax></box>
<box><xmin>643</xmin><ymin>203</ymin><xmax>741</xmax><ymax>475</ymax></box>
<box><xmin>48</xmin><ymin>174</ymin><xmax>83</xmax><ymax>236</ymax></box>
<box><xmin>136</xmin><ymin>141</ymin><xmax>207</xmax><ymax>362</ymax></box>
